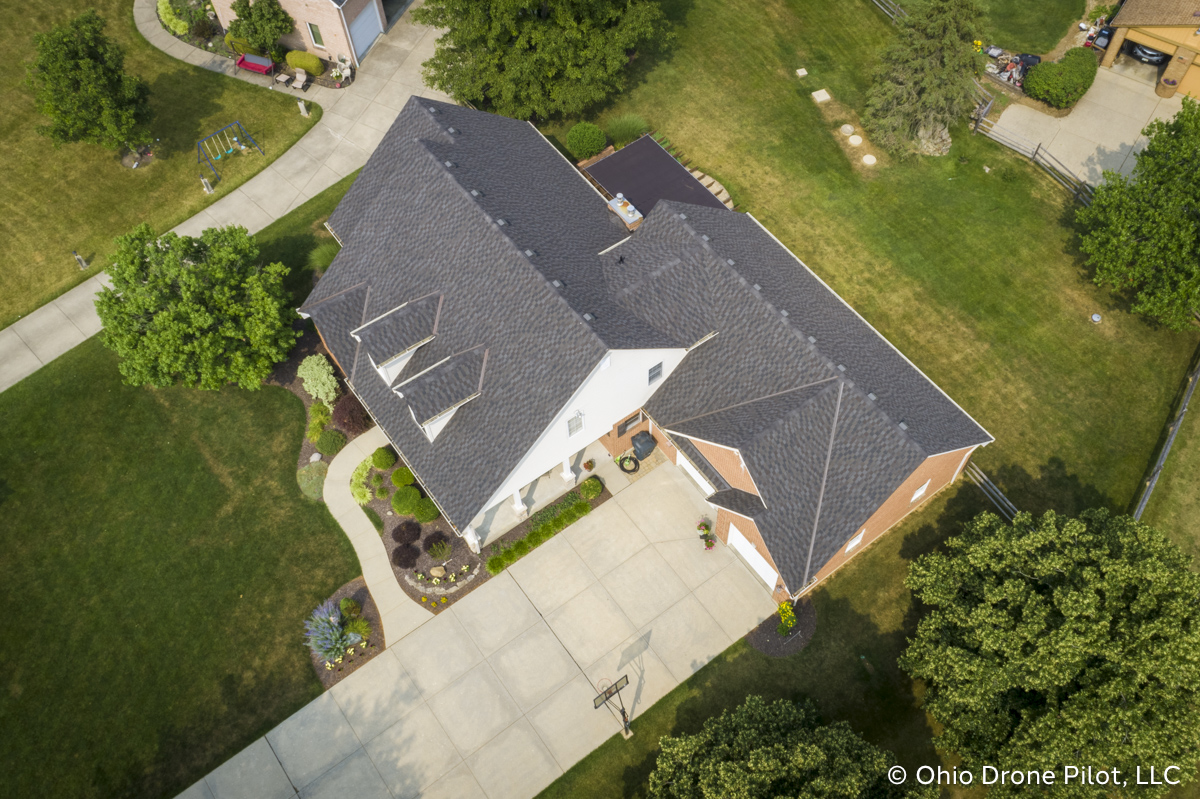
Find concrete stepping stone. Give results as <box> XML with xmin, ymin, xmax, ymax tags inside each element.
<box><xmin>812</xmin><ymin>89</ymin><xmax>831</xmax><ymax>103</ymax></box>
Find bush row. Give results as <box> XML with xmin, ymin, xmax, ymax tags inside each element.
<box><xmin>157</xmin><ymin>0</ymin><xmax>189</xmax><ymax>36</ymax></box>
<box><xmin>486</xmin><ymin>477</ymin><xmax>602</xmax><ymax>575</ymax></box>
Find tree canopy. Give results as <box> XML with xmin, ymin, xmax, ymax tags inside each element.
<box><xmin>864</xmin><ymin>0</ymin><xmax>982</xmax><ymax>154</ymax></box>
<box><xmin>229</xmin><ymin>0</ymin><xmax>295</xmax><ymax>55</ymax></box>
<box><xmin>901</xmin><ymin>509</ymin><xmax>1200</xmax><ymax>797</ymax></box>
<box><xmin>96</xmin><ymin>224</ymin><xmax>299</xmax><ymax>390</ymax></box>
<box><xmin>647</xmin><ymin>695</ymin><xmax>934</xmax><ymax>799</ymax></box>
<box><xmin>1077</xmin><ymin>98</ymin><xmax>1200</xmax><ymax>331</ymax></box>
<box><xmin>26</xmin><ymin>11</ymin><xmax>152</xmax><ymax>150</ymax></box>
<box><xmin>412</xmin><ymin>0</ymin><xmax>673</xmax><ymax>119</ymax></box>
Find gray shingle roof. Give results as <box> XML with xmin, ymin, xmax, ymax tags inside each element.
<box><xmin>353</xmin><ymin>293</ymin><xmax>442</xmax><ymax>368</ymax></box>
<box><xmin>673</xmin><ymin>436</ymin><xmax>731</xmax><ymax>493</ymax></box>
<box><xmin>303</xmin><ymin>97</ymin><xmax>991</xmax><ymax>587</ymax></box>
<box><xmin>707</xmin><ymin>488</ymin><xmax>767</xmax><ymax>519</ymax></box>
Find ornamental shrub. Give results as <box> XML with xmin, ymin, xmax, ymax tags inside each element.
<box><xmin>372</xmin><ymin>446</ymin><xmax>398</xmax><ymax>470</ymax></box>
<box><xmin>308</xmin><ymin>240</ymin><xmax>341</xmax><ymax>273</ymax></box>
<box><xmin>428</xmin><ymin>540</ymin><xmax>452</xmax><ymax>561</ymax></box>
<box><xmin>333</xmin><ymin>393</ymin><xmax>372</xmax><ymax>436</ymax></box>
<box><xmin>157</xmin><ymin>0</ymin><xmax>189</xmax><ymax>36</ymax></box>
<box><xmin>526</xmin><ymin>525</ymin><xmax>550</xmax><ymax>547</ymax></box>
<box><xmin>486</xmin><ymin>555</ymin><xmax>505</xmax><ymax>575</ymax></box>
<box><xmin>512</xmin><ymin>539</ymin><xmax>531</xmax><ymax>557</ymax></box>
<box><xmin>391</xmin><ymin>467</ymin><xmax>414</xmax><ymax>487</ymax></box>
<box><xmin>1024</xmin><ymin>48</ymin><xmax>1098</xmax><ymax>109</ymax></box>
<box><xmin>370</xmin><ymin>473</ymin><xmax>384</xmax><ymax>489</ymax></box>
<box><xmin>565</xmin><ymin>122</ymin><xmax>607</xmax><ymax>160</ymax></box>
<box><xmin>286</xmin><ymin>49</ymin><xmax>326</xmax><ymax>77</ymax></box>
<box><xmin>316</xmin><ymin>428</ymin><xmax>346</xmax><ymax>456</ymax></box>
<box><xmin>392</xmin><ymin>486</ymin><xmax>420</xmax><ymax>515</ymax></box>
<box><xmin>414</xmin><ymin>498</ymin><xmax>440</xmax><ymax>523</ymax></box>
<box><xmin>298</xmin><ymin>354</ymin><xmax>339</xmax><ymax>405</ymax></box>
<box><xmin>501</xmin><ymin>546</ymin><xmax>520</xmax><ymax>566</ymax></box>
<box><xmin>304</xmin><ymin>599</ymin><xmax>354</xmax><ymax>664</ymax></box>
<box><xmin>350</xmin><ymin>458</ymin><xmax>371</xmax><ymax>505</ymax></box>
<box><xmin>573</xmin><ymin>500</ymin><xmax>591</xmax><ymax>517</ymax></box>
<box><xmin>310</xmin><ymin>400</ymin><xmax>332</xmax><ymax>427</ymax></box>
<box><xmin>339</xmin><ymin>597</ymin><xmax>361</xmax><ymax>618</ymax></box>
<box><xmin>191</xmin><ymin>17</ymin><xmax>216</xmax><ymax>39</ymax></box>
<box><xmin>344</xmin><ymin>617</ymin><xmax>371</xmax><ymax>640</ymax></box>
<box><xmin>579</xmin><ymin>476</ymin><xmax>603</xmax><ymax>501</ymax></box>
<box><xmin>606</xmin><ymin>114</ymin><xmax>649</xmax><ymax>147</ymax></box>
<box><xmin>777</xmin><ymin>600</ymin><xmax>797</xmax><ymax>637</ymax></box>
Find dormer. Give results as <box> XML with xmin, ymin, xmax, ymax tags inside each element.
<box><xmin>350</xmin><ymin>293</ymin><xmax>443</xmax><ymax>385</ymax></box>
<box><xmin>395</xmin><ymin>346</ymin><xmax>488</xmax><ymax>442</ymax></box>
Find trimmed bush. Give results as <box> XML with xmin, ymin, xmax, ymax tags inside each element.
<box><xmin>158</xmin><ymin>0</ymin><xmax>189</xmax><ymax>36</ymax></box>
<box><xmin>370</xmin><ymin>473</ymin><xmax>384</xmax><ymax>489</ymax></box>
<box><xmin>428</xmin><ymin>540</ymin><xmax>452</xmax><ymax>561</ymax></box>
<box><xmin>1024</xmin><ymin>48</ymin><xmax>1098</xmax><ymax>109</ymax></box>
<box><xmin>606</xmin><ymin>114</ymin><xmax>649</xmax><ymax>147</ymax></box>
<box><xmin>526</xmin><ymin>525</ymin><xmax>550</xmax><ymax>547</ymax></box>
<box><xmin>363</xmin><ymin>506</ymin><xmax>384</xmax><ymax>533</ymax></box>
<box><xmin>414</xmin><ymin>498</ymin><xmax>440</xmax><ymax>523</ymax></box>
<box><xmin>512</xmin><ymin>539</ymin><xmax>531</xmax><ymax>557</ymax></box>
<box><xmin>392</xmin><ymin>486</ymin><xmax>420</xmax><ymax>515</ymax></box>
<box><xmin>316</xmin><ymin>428</ymin><xmax>346</xmax><ymax>456</ymax></box>
<box><xmin>286</xmin><ymin>49</ymin><xmax>326</xmax><ymax>77</ymax></box>
<box><xmin>298</xmin><ymin>355</ymin><xmax>339</xmax><ymax>405</ymax></box>
<box><xmin>350</xmin><ymin>458</ymin><xmax>371</xmax><ymax>505</ymax></box>
<box><xmin>501</xmin><ymin>547</ymin><xmax>520</xmax><ymax>566</ymax></box>
<box><xmin>345</xmin><ymin>617</ymin><xmax>371</xmax><ymax>640</ymax></box>
<box><xmin>296</xmin><ymin>461</ymin><xmax>327</xmax><ymax>501</ymax></box>
<box><xmin>333</xmin><ymin>393</ymin><xmax>372</xmax><ymax>436</ymax></box>
<box><xmin>223</xmin><ymin>31</ymin><xmax>262</xmax><ymax>56</ymax></box>
<box><xmin>339</xmin><ymin>597</ymin><xmax>361</xmax><ymax>618</ymax></box>
<box><xmin>486</xmin><ymin>555</ymin><xmax>506</xmax><ymax>575</ymax></box>
<box><xmin>392</xmin><ymin>545</ymin><xmax>419</xmax><ymax>568</ymax></box>
<box><xmin>372</xmin><ymin>446</ymin><xmax>398</xmax><ymax>470</ymax></box>
<box><xmin>573</xmin><ymin>500</ymin><xmax>591</xmax><ymax>517</ymax></box>
<box><xmin>391</xmin><ymin>467</ymin><xmax>414</xmax><ymax>487</ymax></box>
<box><xmin>579</xmin><ymin>476</ymin><xmax>603</xmax><ymax>501</ymax></box>
<box><xmin>566</xmin><ymin>122</ymin><xmax>607</xmax><ymax>160</ymax></box>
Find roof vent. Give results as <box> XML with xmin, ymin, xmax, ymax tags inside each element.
<box><xmin>679</xmin><ymin>213</ymin><xmax>687</xmax><ymax>220</ymax></box>
<box><xmin>867</xmin><ymin>392</ymin><xmax>877</xmax><ymax>401</ymax></box>
<box><xmin>807</xmin><ymin>336</ymin><xmax>816</xmax><ymax>343</ymax></box>
<box><xmin>780</xmin><ymin>309</ymin><xmax>789</xmax><ymax>317</ymax></box>
<box><xmin>898</xmin><ymin>422</ymin><xmax>908</xmax><ymax>431</ymax></box>
<box><xmin>837</xmin><ymin>364</ymin><xmax>846</xmax><ymax>372</ymax></box>
<box><xmin>447</xmin><ymin>126</ymin><xmax>458</xmax><ymax>134</ymax></box>
<box><xmin>551</xmin><ymin>279</ymin><xmax>562</xmax><ymax>288</ymax></box>
<box><xmin>443</xmin><ymin>160</ymin><xmax>453</xmax><ymax>167</ymax></box>
<box><xmin>496</xmin><ymin>219</ymin><xmax>507</xmax><ymax>226</ymax></box>
<box><xmin>582</xmin><ymin>312</ymin><xmax>595</xmax><ymax>321</ymax></box>
<box><xmin>726</xmin><ymin>259</ymin><xmax>735</xmax><ymax>266</ymax></box>
<box><xmin>470</xmin><ymin>189</ymin><xmax>480</xmax><ymax>197</ymax></box>
<box><xmin>427</xmin><ymin>106</ymin><xmax>438</xmax><ymax>113</ymax></box>
<box><xmin>752</xmin><ymin>284</ymin><xmax>761</xmax><ymax>291</ymax></box>
<box><xmin>701</xmin><ymin>234</ymin><xmax>710</xmax><ymax>241</ymax></box>
<box><xmin>525</xmin><ymin>249</ymin><xmax>534</xmax><ymax>257</ymax></box>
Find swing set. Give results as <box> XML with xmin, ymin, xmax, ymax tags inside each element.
<box><xmin>196</xmin><ymin>121</ymin><xmax>263</xmax><ymax>180</ymax></box>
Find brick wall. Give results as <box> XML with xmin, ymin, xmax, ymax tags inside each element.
<box><xmin>213</xmin><ymin>0</ymin><xmax>383</xmax><ymax>67</ymax></box>
<box><xmin>798</xmin><ymin>445</ymin><xmax>977</xmax><ymax>595</ymax></box>
<box><xmin>712</xmin><ymin>508</ymin><xmax>790</xmax><ymax>603</ymax></box>
<box><xmin>686</xmin><ymin>437</ymin><xmax>760</xmax><ymax>495</ymax></box>
<box><xmin>598</xmin><ymin>411</ymin><xmax>651</xmax><ymax>457</ymax></box>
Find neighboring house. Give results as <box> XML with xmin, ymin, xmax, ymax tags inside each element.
<box><xmin>301</xmin><ymin>97</ymin><xmax>993</xmax><ymax>603</ymax></box>
<box><xmin>211</xmin><ymin>0</ymin><xmax>385</xmax><ymax>68</ymax></box>
<box><xmin>1101</xmin><ymin>0</ymin><xmax>1200</xmax><ymax>98</ymax></box>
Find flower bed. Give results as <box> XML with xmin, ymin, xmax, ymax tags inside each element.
<box><xmin>484</xmin><ymin>476</ymin><xmax>610</xmax><ymax>575</ymax></box>
<box><xmin>305</xmin><ymin>577</ymin><xmax>385</xmax><ymax>688</ymax></box>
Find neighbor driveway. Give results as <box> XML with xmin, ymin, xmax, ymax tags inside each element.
<box><xmin>177</xmin><ymin>463</ymin><xmax>776</xmax><ymax>799</ymax></box>
<box><xmin>995</xmin><ymin>64</ymin><xmax>1185</xmax><ymax>185</ymax></box>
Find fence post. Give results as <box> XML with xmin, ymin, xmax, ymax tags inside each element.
<box><xmin>1033</xmin><ymin>142</ymin><xmax>1040</xmax><ymax>162</ymax></box>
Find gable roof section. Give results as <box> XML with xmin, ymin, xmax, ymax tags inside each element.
<box><xmin>398</xmin><ymin>346</ymin><xmax>488</xmax><ymax>425</ymax></box>
<box><xmin>666</xmin><ymin>381</ymin><xmax>836</xmax><ymax>451</ymax></box>
<box><xmin>353</xmin><ymin>293</ymin><xmax>442</xmax><ymax>367</ymax></box>
<box><xmin>707</xmin><ymin>488</ymin><xmax>767</xmax><ymax>519</ymax></box>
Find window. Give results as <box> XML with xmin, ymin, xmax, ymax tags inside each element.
<box><xmin>911</xmin><ymin>479</ymin><xmax>930</xmax><ymax>504</ymax></box>
<box><xmin>567</xmin><ymin>413</ymin><xmax>584</xmax><ymax>437</ymax></box>
<box><xmin>845</xmin><ymin>530</ymin><xmax>865</xmax><ymax>553</ymax></box>
<box><xmin>617</xmin><ymin>412</ymin><xmax>643</xmax><ymax>437</ymax></box>
<box><xmin>307</xmin><ymin>22</ymin><xmax>325</xmax><ymax>48</ymax></box>
<box><xmin>648</xmin><ymin>362</ymin><xmax>663</xmax><ymax>384</ymax></box>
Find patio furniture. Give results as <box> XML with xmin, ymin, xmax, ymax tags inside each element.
<box><xmin>275</xmin><ymin>72</ymin><xmax>292</xmax><ymax>87</ymax></box>
<box><xmin>293</xmin><ymin>68</ymin><xmax>309</xmax><ymax>92</ymax></box>
<box><xmin>235</xmin><ymin>53</ymin><xmax>273</xmax><ymax>76</ymax></box>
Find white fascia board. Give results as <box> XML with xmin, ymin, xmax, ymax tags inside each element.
<box><xmin>478</xmin><ymin>346</ymin><xmax>689</xmax><ymax>513</ymax></box>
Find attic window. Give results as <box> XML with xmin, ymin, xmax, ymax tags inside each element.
<box><xmin>648</xmin><ymin>362</ymin><xmax>663</xmax><ymax>384</ymax></box>
<box><xmin>911</xmin><ymin>479</ymin><xmax>930</xmax><ymax>503</ymax></box>
<box><xmin>567</xmin><ymin>412</ymin><xmax>584</xmax><ymax>437</ymax></box>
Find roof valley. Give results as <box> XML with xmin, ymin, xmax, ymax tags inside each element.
<box><xmin>802</xmin><ymin>381</ymin><xmax>845</xmax><ymax>586</ymax></box>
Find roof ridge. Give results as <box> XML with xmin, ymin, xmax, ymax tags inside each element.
<box><xmin>802</xmin><ymin>381</ymin><xmax>845</xmax><ymax>586</ymax></box>
<box><xmin>665</xmin><ymin>377</ymin><xmax>839</xmax><ymax>430</ymax></box>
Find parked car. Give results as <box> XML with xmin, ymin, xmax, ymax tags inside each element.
<box><xmin>1126</xmin><ymin>41</ymin><xmax>1169</xmax><ymax>65</ymax></box>
<box><xmin>1092</xmin><ymin>26</ymin><xmax>1115</xmax><ymax>50</ymax></box>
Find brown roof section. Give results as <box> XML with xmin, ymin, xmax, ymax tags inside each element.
<box><xmin>1113</xmin><ymin>0</ymin><xmax>1200</xmax><ymax>27</ymax></box>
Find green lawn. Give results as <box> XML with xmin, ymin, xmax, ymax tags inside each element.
<box><xmin>0</xmin><ymin>0</ymin><xmax>319</xmax><ymax>328</ymax></box>
<box><xmin>0</xmin><ymin>179</ymin><xmax>360</xmax><ymax>799</ymax></box>
<box><xmin>538</xmin><ymin>0</ymin><xmax>1199</xmax><ymax>795</ymax></box>
<box><xmin>1143</xmin><ymin>359</ymin><xmax>1200</xmax><ymax>566</ymax></box>
<box><xmin>979</xmin><ymin>0</ymin><xmax>1085</xmax><ymax>53</ymax></box>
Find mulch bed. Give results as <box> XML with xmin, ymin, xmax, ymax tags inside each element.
<box><xmin>484</xmin><ymin>479</ymin><xmax>613</xmax><ymax>556</ymax></box>
<box><xmin>308</xmin><ymin>577</ymin><xmax>386</xmax><ymax>689</ymax></box>
<box><xmin>747</xmin><ymin>597</ymin><xmax>817</xmax><ymax>658</ymax></box>
<box><xmin>375</xmin><ymin>509</ymin><xmax>488</xmax><ymax>614</ymax></box>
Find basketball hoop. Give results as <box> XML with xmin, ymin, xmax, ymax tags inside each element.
<box><xmin>593</xmin><ymin>675</ymin><xmax>633</xmax><ymax>738</ymax></box>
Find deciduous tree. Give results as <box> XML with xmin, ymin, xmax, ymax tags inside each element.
<box><xmin>647</xmin><ymin>695</ymin><xmax>934</xmax><ymax>799</ymax></box>
<box><xmin>229</xmin><ymin>0</ymin><xmax>295</xmax><ymax>55</ymax></box>
<box><xmin>864</xmin><ymin>0</ymin><xmax>982</xmax><ymax>155</ymax></box>
<box><xmin>96</xmin><ymin>224</ymin><xmax>299</xmax><ymax>390</ymax></box>
<box><xmin>901</xmin><ymin>509</ymin><xmax>1200</xmax><ymax>797</ymax></box>
<box><xmin>26</xmin><ymin>11</ymin><xmax>152</xmax><ymax>150</ymax></box>
<box><xmin>1077</xmin><ymin>98</ymin><xmax>1200</xmax><ymax>331</ymax></box>
<box><xmin>413</xmin><ymin>0</ymin><xmax>673</xmax><ymax>119</ymax></box>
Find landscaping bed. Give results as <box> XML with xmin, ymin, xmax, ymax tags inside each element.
<box><xmin>747</xmin><ymin>597</ymin><xmax>817</xmax><ymax>658</ymax></box>
<box><xmin>308</xmin><ymin>577</ymin><xmax>385</xmax><ymax>689</ymax></box>
<box><xmin>483</xmin><ymin>476</ymin><xmax>612</xmax><ymax>574</ymax></box>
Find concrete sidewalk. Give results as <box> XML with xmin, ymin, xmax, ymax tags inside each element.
<box><xmin>995</xmin><ymin>64</ymin><xmax>1184</xmax><ymax>186</ymax></box>
<box><xmin>0</xmin><ymin>0</ymin><xmax>447</xmax><ymax>393</ymax></box>
<box><xmin>177</xmin><ymin>464</ymin><xmax>777</xmax><ymax>799</ymax></box>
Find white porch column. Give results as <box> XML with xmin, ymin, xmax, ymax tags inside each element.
<box><xmin>463</xmin><ymin>525</ymin><xmax>481</xmax><ymax>554</ymax></box>
<box><xmin>510</xmin><ymin>489</ymin><xmax>525</xmax><ymax>515</ymax></box>
<box><xmin>559</xmin><ymin>456</ymin><xmax>575</xmax><ymax>483</ymax></box>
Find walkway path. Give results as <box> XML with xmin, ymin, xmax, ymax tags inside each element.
<box><xmin>995</xmin><ymin>64</ymin><xmax>1183</xmax><ymax>186</ymax></box>
<box><xmin>0</xmin><ymin>0</ymin><xmax>447</xmax><ymax>393</ymax></box>
<box><xmin>177</xmin><ymin>463</ymin><xmax>777</xmax><ymax>799</ymax></box>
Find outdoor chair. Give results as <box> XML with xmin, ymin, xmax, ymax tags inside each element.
<box><xmin>293</xmin><ymin>69</ymin><xmax>309</xmax><ymax>92</ymax></box>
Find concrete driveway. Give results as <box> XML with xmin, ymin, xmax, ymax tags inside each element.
<box><xmin>178</xmin><ymin>464</ymin><xmax>776</xmax><ymax>799</ymax></box>
<box><xmin>995</xmin><ymin>64</ymin><xmax>1185</xmax><ymax>185</ymax></box>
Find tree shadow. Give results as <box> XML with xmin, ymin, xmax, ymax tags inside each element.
<box><xmin>147</xmin><ymin>65</ymin><xmax>228</xmax><ymax>163</ymax></box>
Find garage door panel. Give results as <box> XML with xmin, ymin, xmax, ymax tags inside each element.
<box><xmin>349</xmin><ymin>3</ymin><xmax>383</xmax><ymax>62</ymax></box>
<box><xmin>728</xmin><ymin>523</ymin><xmax>778</xmax><ymax>589</ymax></box>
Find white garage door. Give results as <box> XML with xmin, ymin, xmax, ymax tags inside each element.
<box><xmin>348</xmin><ymin>3</ymin><xmax>383</xmax><ymax>62</ymax></box>
<box><xmin>728</xmin><ymin>522</ymin><xmax>779</xmax><ymax>589</ymax></box>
